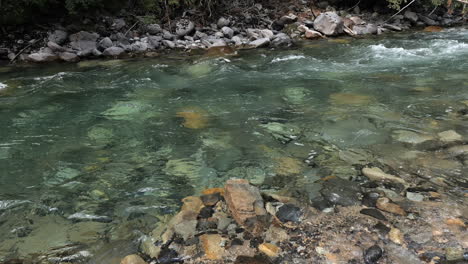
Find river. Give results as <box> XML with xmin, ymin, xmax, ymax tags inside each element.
<box><xmin>0</xmin><ymin>28</ymin><xmax>467</xmax><ymax>263</ymax></box>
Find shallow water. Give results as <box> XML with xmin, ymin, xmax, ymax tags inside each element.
<box><xmin>0</xmin><ymin>28</ymin><xmax>467</xmax><ymax>262</ymax></box>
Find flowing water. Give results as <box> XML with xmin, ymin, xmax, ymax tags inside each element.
<box><xmin>0</xmin><ymin>28</ymin><xmax>467</xmax><ymax>262</ymax></box>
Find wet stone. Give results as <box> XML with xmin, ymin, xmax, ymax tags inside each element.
<box><xmin>360</xmin><ymin>208</ymin><xmax>387</xmax><ymax>221</ymax></box>
<box><xmin>276</xmin><ymin>204</ymin><xmax>302</xmax><ymax>223</ymax></box>
<box><xmin>406</xmin><ymin>192</ymin><xmax>424</xmax><ymax>202</ymax></box>
<box><xmin>364</xmin><ymin>245</ymin><xmax>383</xmax><ymax>264</ymax></box>
<box><xmin>320</xmin><ymin>177</ymin><xmax>362</xmax><ymax>206</ymax></box>
<box><xmin>201</xmin><ymin>193</ymin><xmax>221</xmax><ymax>206</ymax></box>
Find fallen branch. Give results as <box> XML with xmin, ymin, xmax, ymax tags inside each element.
<box><xmin>124</xmin><ymin>21</ymin><xmax>139</xmax><ymax>37</ymax></box>
<box><xmin>9</xmin><ymin>39</ymin><xmax>39</xmax><ymax>64</ymax></box>
<box><xmin>385</xmin><ymin>0</ymin><xmax>417</xmax><ymax>23</ymax></box>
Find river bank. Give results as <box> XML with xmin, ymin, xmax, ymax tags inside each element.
<box><xmin>1</xmin><ymin>1</ymin><xmax>467</xmax><ymax>64</ymax></box>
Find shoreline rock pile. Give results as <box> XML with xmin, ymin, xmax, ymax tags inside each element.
<box><xmin>1</xmin><ymin>2</ymin><xmax>466</xmax><ymax>63</ymax></box>
<box><xmin>122</xmin><ymin>176</ymin><xmax>467</xmax><ymax>264</ymax></box>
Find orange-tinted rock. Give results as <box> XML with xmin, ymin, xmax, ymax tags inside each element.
<box><xmin>205</xmin><ymin>46</ymin><xmax>237</xmax><ymax>57</ymax></box>
<box><xmin>224</xmin><ymin>179</ymin><xmax>268</xmax><ymax>234</ymax></box>
<box><xmin>389</xmin><ymin>228</ymin><xmax>404</xmax><ymax>245</ymax></box>
<box><xmin>446</xmin><ymin>218</ymin><xmax>466</xmax><ymax>227</ymax></box>
<box><xmin>275</xmin><ymin>157</ymin><xmax>303</xmax><ymax>176</ymax></box>
<box><xmin>423</xmin><ymin>26</ymin><xmax>443</xmax><ymax>32</ymax></box>
<box><xmin>258</xmin><ymin>243</ymin><xmax>281</xmax><ymax>258</ymax></box>
<box><xmin>200</xmin><ymin>234</ymin><xmax>225</xmax><ymax>260</ymax></box>
<box><xmin>376</xmin><ymin>197</ymin><xmax>406</xmax><ymax>216</ymax></box>
<box><xmin>176</xmin><ymin>107</ymin><xmax>209</xmax><ymax>129</ymax></box>
<box><xmin>121</xmin><ymin>254</ymin><xmax>147</xmax><ymax>264</ymax></box>
<box><xmin>329</xmin><ymin>93</ymin><xmax>372</xmax><ymax>105</ymax></box>
<box><xmin>202</xmin><ymin>187</ymin><xmax>225</xmax><ymax>196</ymax></box>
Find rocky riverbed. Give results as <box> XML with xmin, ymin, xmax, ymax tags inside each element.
<box><xmin>1</xmin><ymin>1</ymin><xmax>466</xmax><ymax>63</ymax></box>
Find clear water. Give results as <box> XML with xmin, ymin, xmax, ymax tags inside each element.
<box><xmin>0</xmin><ymin>28</ymin><xmax>467</xmax><ymax>262</ymax></box>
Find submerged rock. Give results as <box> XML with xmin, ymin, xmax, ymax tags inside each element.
<box><xmin>176</xmin><ymin>107</ymin><xmax>209</xmax><ymax>129</ymax></box>
<box><xmin>260</xmin><ymin>122</ymin><xmax>301</xmax><ymax>144</ymax></box>
<box><xmin>120</xmin><ymin>254</ymin><xmax>147</xmax><ymax>264</ymax></box>
<box><xmin>437</xmin><ymin>130</ymin><xmax>462</xmax><ymax>143</ymax></box>
<box><xmin>392</xmin><ymin>130</ymin><xmax>434</xmax><ymax>144</ymax></box>
<box><xmin>362</xmin><ymin>167</ymin><xmax>406</xmax><ymax>185</ymax></box>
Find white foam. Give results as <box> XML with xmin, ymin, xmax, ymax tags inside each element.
<box><xmin>0</xmin><ymin>82</ymin><xmax>7</xmax><ymax>89</ymax></box>
<box><xmin>271</xmin><ymin>55</ymin><xmax>306</xmax><ymax>63</ymax></box>
<box><xmin>33</xmin><ymin>72</ymin><xmax>67</xmax><ymax>81</ymax></box>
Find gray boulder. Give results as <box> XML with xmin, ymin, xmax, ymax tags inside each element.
<box><xmin>353</xmin><ymin>24</ymin><xmax>378</xmax><ymax>35</ymax></box>
<box><xmin>163</xmin><ymin>30</ymin><xmax>174</xmax><ymax>40</ymax></box>
<box><xmin>217</xmin><ymin>17</ymin><xmax>230</xmax><ymax>28</ymax></box>
<box><xmin>279</xmin><ymin>14</ymin><xmax>298</xmax><ymax>25</ymax></box>
<box><xmin>419</xmin><ymin>15</ymin><xmax>437</xmax><ymax>26</ymax></box>
<box><xmin>247</xmin><ymin>38</ymin><xmax>270</xmax><ymax>48</ymax></box>
<box><xmin>146</xmin><ymin>24</ymin><xmax>162</xmax><ymax>34</ymax></box>
<box><xmin>404</xmin><ymin>11</ymin><xmax>419</xmax><ymax>23</ymax></box>
<box><xmin>111</xmin><ymin>18</ymin><xmax>126</xmax><ymax>31</ymax></box>
<box><xmin>162</xmin><ymin>40</ymin><xmax>176</xmax><ymax>49</ymax></box>
<box><xmin>59</xmin><ymin>52</ymin><xmax>79</xmax><ymax>62</ymax></box>
<box><xmin>271</xmin><ymin>33</ymin><xmax>293</xmax><ymax>47</ymax></box>
<box><xmin>221</xmin><ymin>27</ymin><xmax>234</xmax><ymax>38</ymax></box>
<box><xmin>313</xmin><ymin>11</ymin><xmax>344</xmax><ymax>36</ymax></box>
<box><xmin>103</xmin><ymin>47</ymin><xmax>125</xmax><ymax>56</ymax></box>
<box><xmin>147</xmin><ymin>36</ymin><xmax>162</xmax><ymax>49</ymax></box>
<box><xmin>176</xmin><ymin>19</ymin><xmax>195</xmax><ymax>37</ymax></box>
<box><xmin>47</xmin><ymin>41</ymin><xmax>66</xmax><ymax>52</ymax></box>
<box><xmin>48</xmin><ymin>30</ymin><xmax>68</xmax><ymax>45</ymax></box>
<box><xmin>99</xmin><ymin>37</ymin><xmax>113</xmax><ymax>49</ymax></box>
<box><xmin>231</xmin><ymin>36</ymin><xmax>244</xmax><ymax>46</ymax></box>
<box><xmin>28</xmin><ymin>49</ymin><xmax>58</xmax><ymax>62</ymax></box>
<box><xmin>131</xmin><ymin>41</ymin><xmax>148</xmax><ymax>52</ymax></box>
<box><xmin>69</xmin><ymin>31</ymin><xmax>99</xmax><ymax>51</ymax></box>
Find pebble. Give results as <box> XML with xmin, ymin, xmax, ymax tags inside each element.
<box><xmin>120</xmin><ymin>254</ymin><xmax>147</xmax><ymax>264</ymax></box>
<box><xmin>258</xmin><ymin>243</ymin><xmax>281</xmax><ymax>258</ymax></box>
<box><xmin>360</xmin><ymin>208</ymin><xmax>387</xmax><ymax>221</ymax></box>
<box><xmin>389</xmin><ymin>228</ymin><xmax>404</xmax><ymax>245</ymax></box>
<box><xmin>406</xmin><ymin>192</ymin><xmax>424</xmax><ymax>202</ymax></box>
<box><xmin>276</xmin><ymin>204</ymin><xmax>302</xmax><ymax>223</ymax></box>
<box><xmin>376</xmin><ymin>197</ymin><xmax>406</xmax><ymax>216</ymax></box>
<box><xmin>364</xmin><ymin>245</ymin><xmax>383</xmax><ymax>264</ymax></box>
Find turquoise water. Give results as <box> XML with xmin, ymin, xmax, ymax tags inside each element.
<box><xmin>0</xmin><ymin>28</ymin><xmax>467</xmax><ymax>262</ymax></box>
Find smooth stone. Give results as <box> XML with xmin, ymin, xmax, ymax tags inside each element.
<box><xmin>376</xmin><ymin>197</ymin><xmax>406</xmax><ymax>216</ymax></box>
<box><xmin>360</xmin><ymin>208</ymin><xmax>387</xmax><ymax>221</ymax></box>
<box><xmin>224</xmin><ymin>179</ymin><xmax>267</xmax><ymax>234</ymax></box>
<box><xmin>362</xmin><ymin>167</ymin><xmax>406</xmax><ymax>185</ymax></box>
<box><xmin>103</xmin><ymin>47</ymin><xmax>125</xmax><ymax>56</ymax></box>
<box><xmin>364</xmin><ymin>245</ymin><xmax>383</xmax><ymax>264</ymax></box>
<box><xmin>313</xmin><ymin>11</ymin><xmax>344</xmax><ymax>36</ymax></box>
<box><xmin>438</xmin><ymin>130</ymin><xmax>462</xmax><ymax>142</ymax></box>
<box><xmin>320</xmin><ymin>177</ymin><xmax>362</xmax><ymax>206</ymax></box>
<box><xmin>406</xmin><ymin>192</ymin><xmax>424</xmax><ymax>202</ymax></box>
<box><xmin>392</xmin><ymin>130</ymin><xmax>434</xmax><ymax>144</ymax></box>
<box><xmin>389</xmin><ymin>228</ymin><xmax>404</xmax><ymax>245</ymax></box>
<box><xmin>121</xmin><ymin>254</ymin><xmax>147</xmax><ymax>264</ymax></box>
<box><xmin>200</xmin><ymin>234</ymin><xmax>225</xmax><ymax>260</ymax></box>
<box><xmin>258</xmin><ymin>243</ymin><xmax>281</xmax><ymax>258</ymax></box>
<box><xmin>447</xmin><ymin>145</ymin><xmax>468</xmax><ymax>156</ymax></box>
<box><xmin>247</xmin><ymin>38</ymin><xmax>270</xmax><ymax>48</ymax></box>
<box><xmin>59</xmin><ymin>52</ymin><xmax>79</xmax><ymax>62</ymax></box>
<box><xmin>276</xmin><ymin>204</ymin><xmax>302</xmax><ymax>223</ymax></box>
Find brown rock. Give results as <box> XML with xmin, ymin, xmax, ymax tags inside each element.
<box><xmin>200</xmin><ymin>234</ymin><xmax>225</xmax><ymax>260</ymax></box>
<box><xmin>376</xmin><ymin>197</ymin><xmax>406</xmax><ymax>216</ymax></box>
<box><xmin>258</xmin><ymin>243</ymin><xmax>281</xmax><ymax>258</ymax></box>
<box><xmin>121</xmin><ymin>254</ymin><xmax>147</xmax><ymax>264</ymax></box>
<box><xmin>423</xmin><ymin>26</ymin><xmax>443</xmax><ymax>32</ymax></box>
<box><xmin>446</xmin><ymin>218</ymin><xmax>466</xmax><ymax>227</ymax></box>
<box><xmin>362</xmin><ymin>167</ymin><xmax>406</xmax><ymax>184</ymax></box>
<box><xmin>224</xmin><ymin>179</ymin><xmax>268</xmax><ymax>234</ymax></box>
